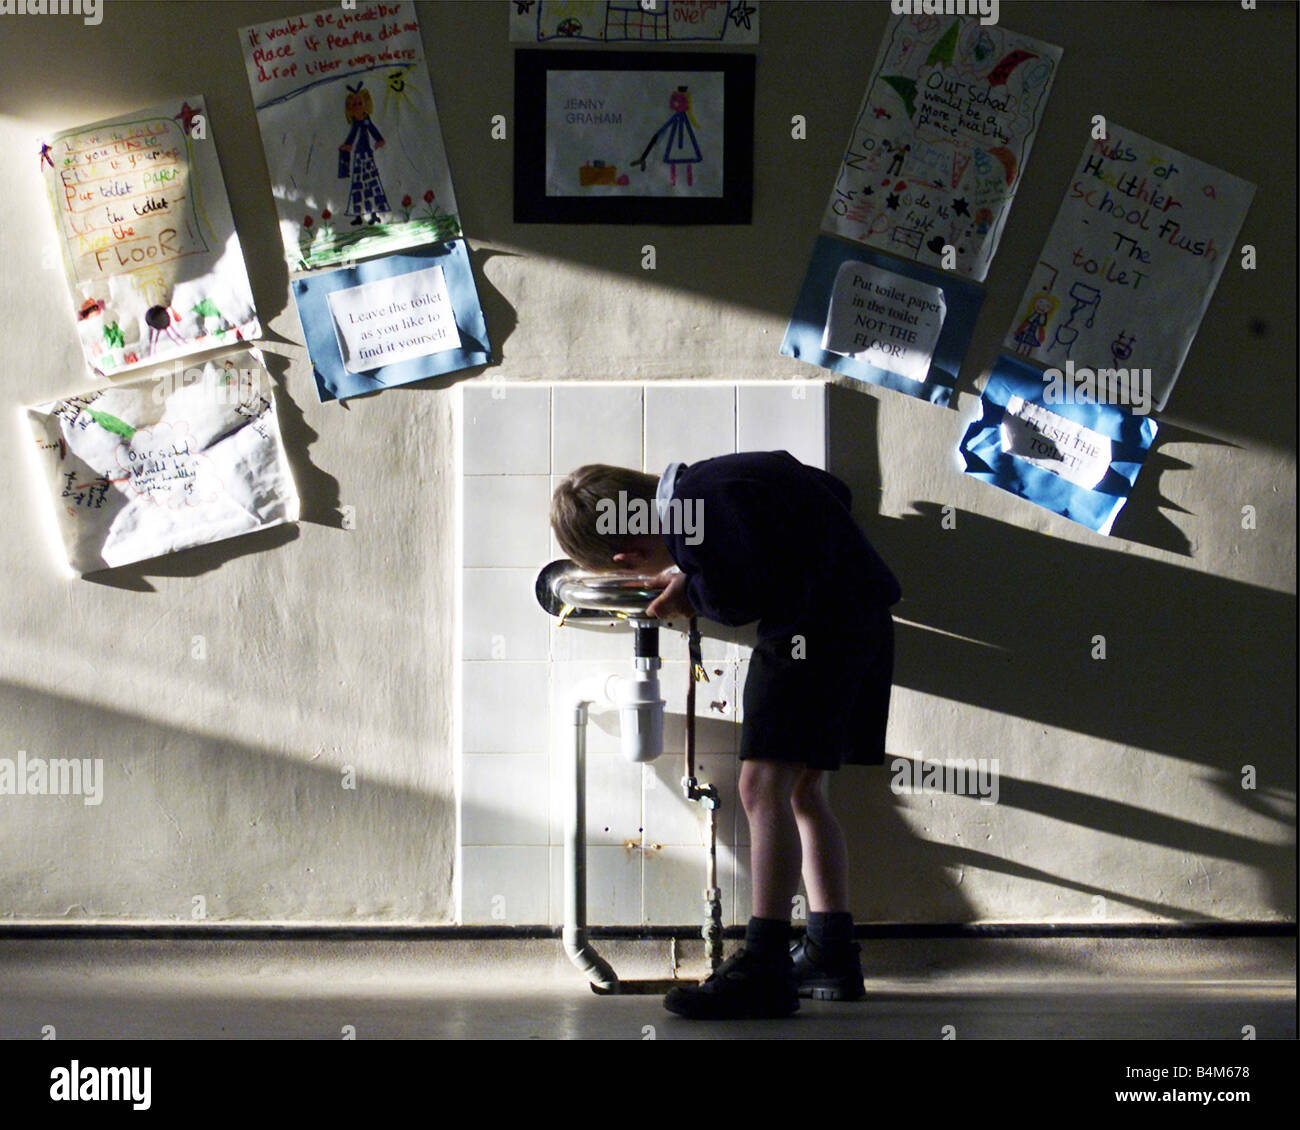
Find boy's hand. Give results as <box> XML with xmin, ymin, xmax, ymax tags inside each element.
<box><xmin>646</xmin><ymin>572</ymin><xmax>694</xmax><ymax>620</ymax></box>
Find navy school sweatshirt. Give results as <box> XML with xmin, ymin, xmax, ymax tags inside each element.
<box><xmin>659</xmin><ymin>451</ymin><xmax>901</xmax><ymax>634</ymax></box>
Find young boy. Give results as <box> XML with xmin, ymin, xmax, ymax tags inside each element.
<box><xmin>550</xmin><ymin>450</ymin><xmax>901</xmax><ymax>1020</ymax></box>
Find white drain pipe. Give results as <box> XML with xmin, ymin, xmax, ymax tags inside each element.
<box><xmin>565</xmin><ymin>697</ymin><xmax>619</xmax><ymax>992</ymax></box>
<box><xmin>563</xmin><ymin>670</ymin><xmax>664</xmax><ymax>992</ymax></box>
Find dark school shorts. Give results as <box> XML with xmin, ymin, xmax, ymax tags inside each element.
<box><xmin>738</xmin><ymin>605</ymin><xmax>894</xmax><ymax>771</ymax></box>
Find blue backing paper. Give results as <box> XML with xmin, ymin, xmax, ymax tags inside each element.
<box><xmin>960</xmin><ymin>354</ymin><xmax>1158</xmax><ymax>535</ymax></box>
<box><xmin>292</xmin><ymin>241</ymin><xmax>490</xmax><ymax>402</ymax></box>
<box><xmin>781</xmin><ymin>235</ymin><xmax>984</xmax><ymax>407</ymax></box>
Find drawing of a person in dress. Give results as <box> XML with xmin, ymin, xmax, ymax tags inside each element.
<box><xmin>632</xmin><ymin>86</ymin><xmax>702</xmax><ymax>187</ymax></box>
<box><xmin>1013</xmin><ymin>292</ymin><xmax>1058</xmax><ymax>356</ymax></box>
<box><xmin>339</xmin><ymin>84</ymin><xmax>389</xmax><ymax>226</ymax></box>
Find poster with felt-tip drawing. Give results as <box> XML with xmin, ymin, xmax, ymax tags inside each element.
<box><xmin>38</xmin><ymin>96</ymin><xmax>260</xmax><ymax>378</ymax></box>
<box><xmin>1003</xmin><ymin>125</ymin><xmax>1254</xmax><ymax>413</ymax></box>
<box><xmin>546</xmin><ymin>68</ymin><xmax>725</xmax><ymax>198</ymax></box>
<box><xmin>509</xmin><ymin>0</ymin><xmax>760</xmax><ymax>44</ymax></box>
<box><xmin>239</xmin><ymin>0</ymin><xmax>460</xmax><ymax>271</ymax></box>
<box><xmin>822</xmin><ymin>14</ymin><xmax>1061</xmax><ymax>282</ymax></box>
<box><xmin>25</xmin><ymin>349</ymin><xmax>299</xmax><ymax>576</ymax></box>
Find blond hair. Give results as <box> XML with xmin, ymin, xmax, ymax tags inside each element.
<box><xmin>344</xmin><ymin>86</ymin><xmax>374</xmax><ymax>122</ymax></box>
<box><xmin>550</xmin><ymin>464</ymin><xmax>660</xmax><ymax>572</ymax></box>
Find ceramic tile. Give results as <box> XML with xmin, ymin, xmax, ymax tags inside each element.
<box><xmin>460</xmin><ymin>847</ymin><xmax>549</xmax><ymax>924</ymax></box>
<box><xmin>462</xmin><ymin>661</ymin><xmax>550</xmax><ymax>754</ymax></box>
<box><xmin>552</xmin><ymin>385</ymin><xmax>643</xmax><ymax>476</ymax></box>
<box><xmin>463</xmin><ymin>475</ymin><xmax>552</xmax><ymax>568</ymax></box>
<box><xmin>461</xmin><ymin>385</ymin><xmax>551</xmax><ymax>475</ymax></box>
<box><xmin>644</xmin><ymin>385</ymin><xmax>736</xmax><ymax>472</ymax></box>
<box><xmin>461</xmin><ymin>753</ymin><xmax>549</xmax><ymax>845</ymax></box>
<box><xmin>550</xmin><ymin>843</ymin><xmax>643</xmax><ymax>926</ymax></box>
<box><xmin>736</xmin><ymin>383</ymin><xmax>827</xmax><ymax>468</ymax></box>
<box><xmin>462</xmin><ymin>568</ymin><xmax>551</xmax><ymax>661</ymax></box>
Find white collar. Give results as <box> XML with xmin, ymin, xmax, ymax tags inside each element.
<box><xmin>656</xmin><ymin>462</ymin><xmax>684</xmax><ymax>526</ymax></box>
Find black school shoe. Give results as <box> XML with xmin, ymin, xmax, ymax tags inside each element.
<box><xmin>663</xmin><ymin>947</ymin><xmax>800</xmax><ymax>1020</ymax></box>
<box><xmin>790</xmin><ymin>935</ymin><xmax>866</xmax><ymax>1000</ymax></box>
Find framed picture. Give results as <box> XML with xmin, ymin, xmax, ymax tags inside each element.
<box><xmin>514</xmin><ymin>49</ymin><xmax>755</xmax><ymax>224</ymax></box>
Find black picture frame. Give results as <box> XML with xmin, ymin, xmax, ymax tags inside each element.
<box><xmin>514</xmin><ymin>49</ymin><xmax>755</xmax><ymax>225</ymax></box>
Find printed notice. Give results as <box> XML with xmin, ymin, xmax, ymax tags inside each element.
<box><xmin>822</xmin><ymin>261</ymin><xmax>945</xmax><ymax>382</ymax></box>
<box><xmin>326</xmin><ymin>265</ymin><xmax>459</xmax><ymax>373</ymax></box>
<box><xmin>999</xmin><ymin>395</ymin><xmax>1111</xmax><ymax>490</ymax></box>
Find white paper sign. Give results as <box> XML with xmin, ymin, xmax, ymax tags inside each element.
<box><xmin>25</xmin><ymin>350</ymin><xmax>299</xmax><ymax>575</ymax></box>
<box><xmin>326</xmin><ymin>265</ymin><xmax>459</xmax><ymax>374</ymax></box>
<box><xmin>822</xmin><ymin>261</ymin><xmax>946</xmax><ymax>382</ymax></box>
<box><xmin>999</xmin><ymin>396</ymin><xmax>1111</xmax><ymax>490</ymax></box>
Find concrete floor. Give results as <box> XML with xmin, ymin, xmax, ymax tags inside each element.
<box><xmin>1</xmin><ymin>935</ymin><xmax>1293</xmax><ymax>1040</ymax></box>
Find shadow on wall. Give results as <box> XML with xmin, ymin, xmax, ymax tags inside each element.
<box><xmin>828</xmin><ymin>384</ymin><xmax>1296</xmax><ymax>921</ymax></box>
<box><xmin>0</xmin><ymin>680</ymin><xmax>453</xmax><ymax>923</ymax></box>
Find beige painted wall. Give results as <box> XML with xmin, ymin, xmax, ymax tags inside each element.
<box><xmin>0</xmin><ymin>0</ymin><xmax>1293</xmax><ymax>925</ymax></box>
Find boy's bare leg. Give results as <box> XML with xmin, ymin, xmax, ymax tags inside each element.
<box><xmin>791</xmin><ymin>768</ymin><xmax>849</xmax><ymax>912</ymax></box>
<box><xmin>738</xmin><ymin>759</ymin><xmax>804</xmax><ymax>920</ymax></box>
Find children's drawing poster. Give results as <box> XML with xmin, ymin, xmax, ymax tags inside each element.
<box><xmin>959</xmin><ymin>353</ymin><xmax>1157</xmax><ymax>536</ymax></box>
<box><xmin>510</xmin><ymin>1</ymin><xmax>759</xmax><ymax>43</ymax></box>
<box><xmin>38</xmin><ymin>97</ymin><xmax>260</xmax><ymax>378</ymax></box>
<box><xmin>782</xmin><ymin>235</ymin><xmax>984</xmax><ymax>407</ymax></box>
<box><xmin>545</xmin><ymin>68</ymin><xmax>725</xmax><ymax>198</ymax></box>
<box><xmin>291</xmin><ymin>243</ymin><xmax>490</xmax><ymax>402</ymax></box>
<box><xmin>822</xmin><ymin>14</ymin><xmax>1061</xmax><ymax>282</ymax></box>
<box><xmin>1003</xmin><ymin>125</ymin><xmax>1255</xmax><ymax>412</ymax></box>
<box><xmin>239</xmin><ymin>1</ymin><xmax>461</xmax><ymax>271</ymax></box>
<box><xmin>516</xmin><ymin>50</ymin><xmax>754</xmax><ymax>224</ymax></box>
<box><xmin>25</xmin><ymin>350</ymin><xmax>299</xmax><ymax>575</ymax></box>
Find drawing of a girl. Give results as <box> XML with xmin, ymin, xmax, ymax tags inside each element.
<box><xmin>1013</xmin><ymin>292</ymin><xmax>1057</xmax><ymax>355</ymax></box>
<box><xmin>632</xmin><ymin>86</ymin><xmax>702</xmax><ymax>187</ymax></box>
<box><xmin>339</xmin><ymin>84</ymin><xmax>389</xmax><ymax>226</ymax></box>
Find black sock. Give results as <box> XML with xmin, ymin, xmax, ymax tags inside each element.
<box><xmin>745</xmin><ymin>916</ymin><xmax>792</xmax><ymax>959</ymax></box>
<box><xmin>807</xmin><ymin>911</ymin><xmax>854</xmax><ymax>948</ymax></box>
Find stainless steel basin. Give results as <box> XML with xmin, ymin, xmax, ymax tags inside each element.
<box><xmin>535</xmin><ymin>559</ymin><xmax>662</xmax><ymax>619</ymax></box>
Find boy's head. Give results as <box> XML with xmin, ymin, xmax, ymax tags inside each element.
<box><xmin>550</xmin><ymin>464</ymin><xmax>675</xmax><ymax>575</ymax></box>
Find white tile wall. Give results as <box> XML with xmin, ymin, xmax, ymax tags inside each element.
<box><xmin>552</xmin><ymin>385</ymin><xmax>643</xmax><ymax>475</ymax></box>
<box><xmin>462</xmin><ymin>569</ymin><xmax>550</xmax><ymax>661</ymax></box>
<box><xmin>462</xmin><ymin>475</ymin><xmax>552</xmax><ymax>568</ymax></box>
<box><xmin>461</xmin><ymin>753</ymin><xmax>550</xmax><ymax>845</ymax></box>
<box><xmin>461</xmin><ymin>662</ymin><xmax>550</xmax><ymax>754</ymax></box>
<box><xmin>461</xmin><ymin>847</ymin><xmax>550</xmax><ymax>924</ymax></box>
<box><xmin>462</xmin><ymin>385</ymin><xmax>551</xmax><ymax>475</ymax></box>
<box><xmin>644</xmin><ymin>384</ymin><xmax>736</xmax><ymax>471</ymax></box>
<box><xmin>738</xmin><ymin>384</ymin><xmax>827</xmax><ymax>470</ymax></box>
<box><xmin>458</xmin><ymin>382</ymin><xmax>827</xmax><ymax>925</ymax></box>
